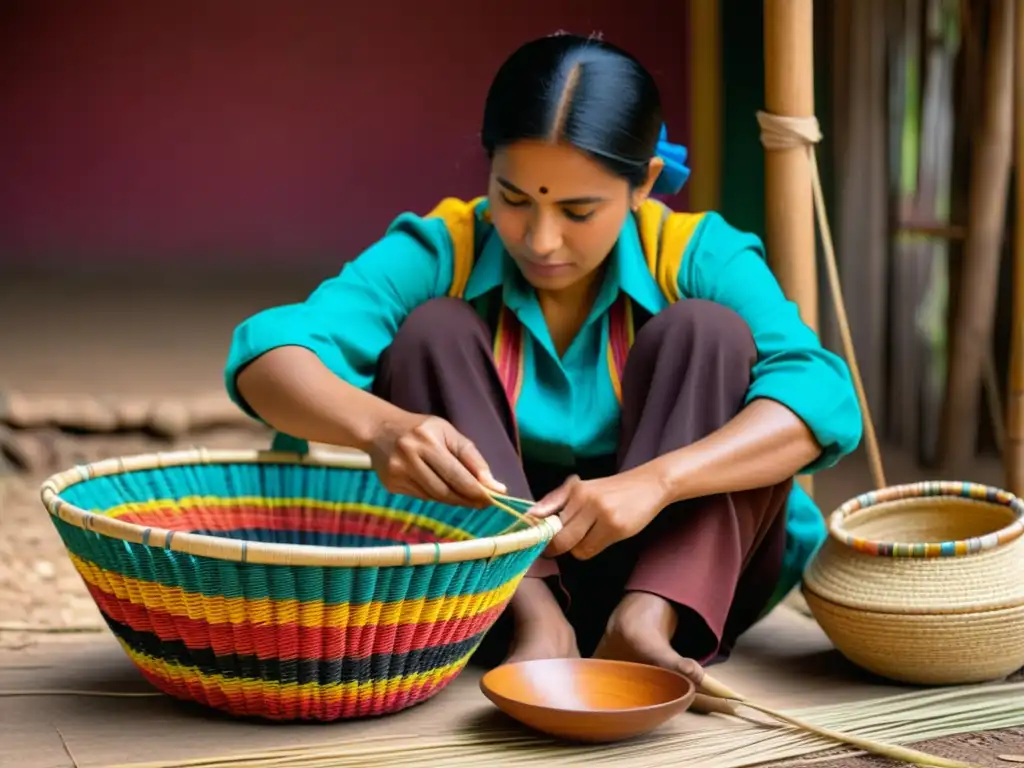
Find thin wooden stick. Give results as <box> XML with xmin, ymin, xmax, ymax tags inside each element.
<box><xmin>0</xmin><ymin>623</ymin><xmax>103</xmax><ymax>634</ymax></box>
<box><xmin>0</xmin><ymin>689</ymin><xmax>161</xmax><ymax>698</ymax></box>
<box><xmin>55</xmin><ymin>726</ymin><xmax>81</xmax><ymax>768</ymax></box>
<box><xmin>720</xmin><ymin>697</ymin><xmax>982</xmax><ymax>768</ymax></box>
<box><xmin>488</xmin><ymin>490</ymin><xmax>536</xmax><ymax>508</ymax></box>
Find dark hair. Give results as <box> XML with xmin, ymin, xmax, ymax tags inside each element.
<box><xmin>481</xmin><ymin>34</ymin><xmax>663</xmax><ymax>187</ymax></box>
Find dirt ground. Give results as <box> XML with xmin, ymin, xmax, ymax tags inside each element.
<box><xmin>1</xmin><ymin>272</ymin><xmax>1022</xmax><ymax>766</ymax></box>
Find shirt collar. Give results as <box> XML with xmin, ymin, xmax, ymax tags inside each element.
<box><xmin>463</xmin><ymin>227</ymin><xmax>506</xmax><ymax>301</ymax></box>
<box><xmin>611</xmin><ymin>213</ymin><xmax>670</xmax><ymax>316</ymax></box>
<box><xmin>462</xmin><ymin>211</ymin><xmax>669</xmax><ymax>317</ymax></box>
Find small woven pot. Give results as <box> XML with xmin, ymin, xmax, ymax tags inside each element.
<box><xmin>802</xmin><ymin>481</ymin><xmax>1024</xmax><ymax>685</ymax></box>
<box><xmin>40</xmin><ymin>448</ymin><xmax>559</xmax><ymax>721</ymax></box>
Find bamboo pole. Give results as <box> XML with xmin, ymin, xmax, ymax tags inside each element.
<box><xmin>689</xmin><ymin>0</ymin><xmax>722</xmax><ymax>211</ymax></box>
<box><xmin>1006</xmin><ymin>0</ymin><xmax>1024</xmax><ymax>494</ymax></box>
<box><xmin>940</xmin><ymin>0</ymin><xmax>1015</xmax><ymax>473</ymax></box>
<box><xmin>763</xmin><ymin>0</ymin><xmax>817</xmax><ymax>497</ymax></box>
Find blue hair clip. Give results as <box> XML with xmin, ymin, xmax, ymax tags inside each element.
<box><xmin>652</xmin><ymin>124</ymin><xmax>690</xmax><ymax>195</ymax></box>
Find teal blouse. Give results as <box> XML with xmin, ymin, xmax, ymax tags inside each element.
<box><xmin>225</xmin><ymin>198</ymin><xmax>862</xmax><ymax>609</ymax></box>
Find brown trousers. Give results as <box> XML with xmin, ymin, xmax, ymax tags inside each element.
<box><xmin>372</xmin><ymin>297</ymin><xmax>791</xmax><ymax>665</ymax></box>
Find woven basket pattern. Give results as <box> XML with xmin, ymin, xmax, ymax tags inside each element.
<box><xmin>803</xmin><ymin>482</ymin><xmax>1024</xmax><ymax>685</ymax></box>
<box><xmin>41</xmin><ymin>451</ymin><xmax>555</xmax><ymax>721</ymax></box>
<box><xmin>804</xmin><ymin>592</ymin><xmax>1024</xmax><ymax>685</ymax></box>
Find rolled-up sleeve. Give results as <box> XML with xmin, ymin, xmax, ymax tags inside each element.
<box><xmin>224</xmin><ymin>212</ymin><xmax>455</xmax><ymax>418</ymax></box>
<box><xmin>678</xmin><ymin>212</ymin><xmax>862</xmax><ymax>473</ymax></box>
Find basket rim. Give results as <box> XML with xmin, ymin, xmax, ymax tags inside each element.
<box><xmin>38</xmin><ymin>447</ymin><xmax>562</xmax><ymax>568</ymax></box>
<box><xmin>826</xmin><ymin>481</ymin><xmax>1024</xmax><ymax>558</ymax></box>
<box><xmin>802</xmin><ymin>584</ymin><xmax>1024</xmax><ymax>616</ymax></box>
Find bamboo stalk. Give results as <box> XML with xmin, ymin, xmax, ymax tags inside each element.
<box><xmin>1005</xmin><ymin>0</ymin><xmax>1024</xmax><ymax>493</ymax></box>
<box><xmin>940</xmin><ymin>0</ymin><xmax>1016</xmax><ymax>473</ymax></box>
<box><xmin>764</xmin><ymin>0</ymin><xmax>817</xmax><ymax>498</ymax></box>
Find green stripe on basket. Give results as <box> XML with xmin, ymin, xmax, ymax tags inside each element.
<box><xmin>53</xmin><ymin>517</ymin><xmax>542</xmax><ymax>603</ymax></box>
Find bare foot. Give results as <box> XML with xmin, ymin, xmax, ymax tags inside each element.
<box><xmin>592</xmin><ymin>591</ymin><xmax>704</xmax><ymax>684</ymax></box>
<box><xmin>505</xmin><ymin>617</ymin><xmax>580</xmax><ymax>663</ymax></box>
<box><xmin>504</xmin><ymin>577</ymin><xmax>580</xmax><ymax>663</ymax></box>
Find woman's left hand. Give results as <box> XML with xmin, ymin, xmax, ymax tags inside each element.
<box><xmin>529</xmin><ymin>467</ymin><xmax>671</xmax><ymax>560</ymax></box>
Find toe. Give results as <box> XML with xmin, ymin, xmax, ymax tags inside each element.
<box><xmin>596</xmin><ymin>615</ymin><xmax>705</xmax><ymax>685</ymax></box>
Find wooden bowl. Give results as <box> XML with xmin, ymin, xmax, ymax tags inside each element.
<box><xmin>479</xmin><ymin>658</ymin><xmax>696</xmax><ymax>743</ymax></box>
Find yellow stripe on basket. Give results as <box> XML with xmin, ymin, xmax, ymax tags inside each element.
<box><xmin>70</xmin><ymin>553</ymin><xmax>519</xmax><ymax>628</ymax></box>
<box><xmin>102</xmin><ymin>496</ymin><xmax>474</xmax><ymax>542</ymax></box>
<box><xmin>121</xmin><ymin>641</ymin><xmax>473</xmax><ymax>702</ymax></box>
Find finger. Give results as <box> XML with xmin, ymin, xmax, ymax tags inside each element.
<box><xmin>530</xmin><ymin>475</ymin><xmax>580</xmax><ymax>517</ymax></box>
<box><xmin>398</xmin><ymin>481</ymin><xmax>434</xmax><ymax>504</ymax></box>
<box><xmin>570</xmin><ymin>518</ymin><xmax>614</xmax><ymax>561</ymax></box>
<box><xmin>422</xmin><ymin>445</ymin><xmax>493</xmax><ymax>507</ymax></box>
<box><xmin>380</xmin><ymin>459</ymin><xmax>431</xmax><ymax>502</ymax></box>
<box><xmin>451</xmin><ymin>436</ymin><xmax>506</xmax><ymax>494</ymax></box>
<box><xmin>415</xmin><ymin>450</ymin><xmax>487</xmax><ymax>512</ymax></box>
<box><xmin>407</xmin><ymin>455</ymin><xmax>473</xmax><ymax>506</ymax></box>
<box><xmin>544</xmin><ymin>498</ymin><xmax>593</xmax><ymax>558</ymax></box>
<box><xmin>678</xmin><ymin>658</ymin><xmax>707</xmax><ymax>686</ymax></box>
<box><xmin>389</xmin><ymin>472</ymin><xmax>438</xmax><ymax>505</ymax></box>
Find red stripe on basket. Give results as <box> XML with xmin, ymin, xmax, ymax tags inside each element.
<box><xmin>115</xmin><ymin>506</ymin><xmax>457</xmax><ymax>544</ymax></box>
<box><xmin>136</xmin><ymin>664</ymin><xmax>463</xmax><ymax>720</ymax></box>
<box><xmin>86</xmin><ymin>582</ymin><xmax>507</xmax><ymax>660</ymax></box>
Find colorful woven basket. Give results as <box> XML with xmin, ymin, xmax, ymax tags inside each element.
<box><xmin>802</xmin><ymin>481</ymin><xmax>1024</xmax><ymax>685</ymax></box>
<box><xmin>39</xmin><ymin>448</ymin><xmax>559</xmax><ymax>721</ymax></box>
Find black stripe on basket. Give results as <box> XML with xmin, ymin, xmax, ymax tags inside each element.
<box><xmin>102</xmin><ymin>616</ymin><xmax>485</xmax><ymax>685</ymax></box>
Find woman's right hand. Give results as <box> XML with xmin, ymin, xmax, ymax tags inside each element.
<box><xmin>368</xmin><ymin>412</ymin><xmax>507</xmax><ymax>508</ymax></box>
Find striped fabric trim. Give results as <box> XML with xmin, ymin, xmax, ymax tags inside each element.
<box><xmin>606</xmin><ymin>294</ymin><xmax>635</xmax><ymax>404</ymax></box>
<box><xmin>494</xmin><ymin>295</ymin><xmax>637</xmax><ymax>409</ymax></box>
<box><xmin>492</xmin><ymin>305</ymin><xmax>525</xmax><ymax>408</ymax></box>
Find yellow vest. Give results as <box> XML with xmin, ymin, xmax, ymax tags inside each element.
<box><xmin>425</xmin><ymin>196</ymin><xmax>704</xmax><ymax>408</ymax></box>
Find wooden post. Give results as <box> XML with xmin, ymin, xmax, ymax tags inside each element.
<box><xmin>763</xmin><ymin>0</ymin><xmax>817</xmax><ymax>329</ymax></box>
<box><xmin>941</xmin><ymin>0</ymin><xmax>1015</xmax><ymax>474</ymax></box>
<box><xmin>763</xmin><ymin>0</ymin><xmax>817</xmax><ymax>496</ymax></box>
<box><xmin>689</xmin><ymin>0</ymin><xmax>722</xmax><ymax>212</ymax></box>
<box><xmin>1007</xmin><ymin>0</ymin><xmax>1024</xmax><ymax>494</ymax></box>
<box><xmin>829</xmin><ymin>0</ymin><xmax>889</xmax><ymax>433</ymax></box>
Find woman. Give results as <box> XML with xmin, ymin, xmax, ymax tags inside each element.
<box><xmin>225</xmin><ymin>34</ymin><xmax>861</xmax><ymax>682</ymax></box>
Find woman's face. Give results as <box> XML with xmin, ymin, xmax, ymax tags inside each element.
<box><xmin>488</xmin><ymin>140</ymin><xmax>662</xmax><ymax>296</ymax></box>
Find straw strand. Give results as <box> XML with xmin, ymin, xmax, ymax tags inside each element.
<box><xmin>100</xmin><ymin>682</ymin><xmax>1024</xmax><ymax>768</ymax></box>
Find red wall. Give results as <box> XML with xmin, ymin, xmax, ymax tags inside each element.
<box><xmin>0</xmin><ymin>1</ymin><xmax>690</xmax><ymax>270</ymax></box>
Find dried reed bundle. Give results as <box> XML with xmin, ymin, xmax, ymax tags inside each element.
<box><xmin>106</xmin><ymin>681</ymin><xmax>1024</xmax><ymax>768</ymax></box>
